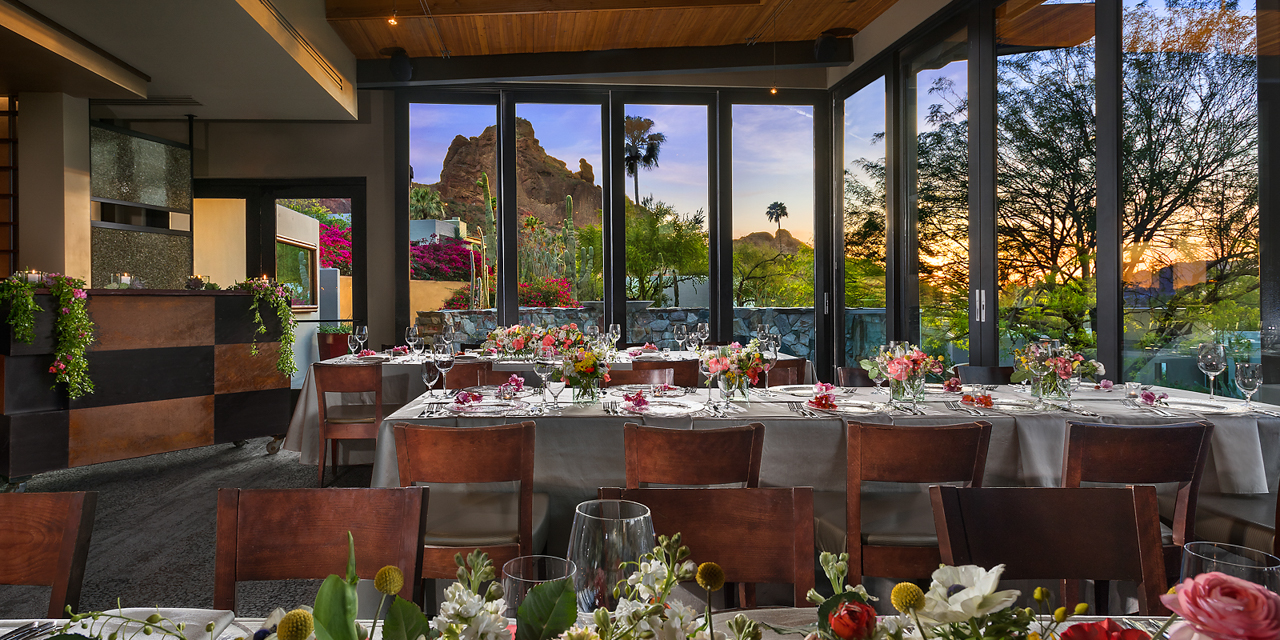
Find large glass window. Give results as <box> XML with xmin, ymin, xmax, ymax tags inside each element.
<box><xmin>731</xmin><ymin>104</ymin><xmax>816</xmax><ymax>357</ymax></box>
<box><xmin>996</xmin><ymin>1</ymin><xmax>1098</xmax><ymax>363</ymax></box>
<box><xmin>1121</xmin><ymin>0</ymin><xmax>1259</xmax><ymax>394</ymax></box>
<box><xmin>907</xmin><ymin>26</ymin><xmax>969</xmax><ymax>369</ymax></box>
<box><xmin>843</xmin><ymin>79</ymin><xmax>888</xmax><ymax>367</ymax></box>
<box><xmin>275</xmin><ymin>238</ymin><xmax>317</xmax><ymax>308</ymax></box>
<box><xmin>622</xmin><ymin>104</ymin><xmax>710</xmax><ymax>348</ymax></box>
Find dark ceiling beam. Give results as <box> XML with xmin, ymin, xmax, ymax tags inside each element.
<box><xmin>356</xmin><ymin>38</ymin><xmax>852</xmax><ymax>87</ymax></box>
<box><xmin>326</xmin><ymin>0</ymin><xmax>759</xmax><ymax>20</ymax></box>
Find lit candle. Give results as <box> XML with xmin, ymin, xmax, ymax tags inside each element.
<box><xmin>21</xmin><ymin>269</ymin><xmax>43</xmax><ymax>284</ymax></box>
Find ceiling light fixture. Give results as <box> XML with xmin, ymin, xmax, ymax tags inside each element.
<box><xmin>388</xmin><ymin>10</ymin><xmax>398</xmax><ymax>25</ymax></box>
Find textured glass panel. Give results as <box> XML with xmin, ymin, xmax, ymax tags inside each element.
<box><xmin>276</xmin><ymin>240</ymin><xmax>316</xmax><ymax>307</ymax></box>
<box><xmin>90</xmin><ymin>126</ymin><xmax>192</xmax><ymax>212</ymax></box>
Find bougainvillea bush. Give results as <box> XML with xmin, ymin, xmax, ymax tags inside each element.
<box><xmin>319</xmin><ymin>224</ymin><xmax>352</xmax><ymax>276</ymax></box>
<box><xmin>411</xmin><ymin>236</ymin><xmax>482</xmax><ymax>282</ymax></box>
<box><xmin>441</xmin><ymin>277</ymin><xmax>576</xmax><ymax>309</ymax></box>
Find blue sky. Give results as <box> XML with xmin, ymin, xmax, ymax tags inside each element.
<box><xmin>409</xmin><ymin>101</ymin><xmax>819</xmax><ymax>242</ymax></box>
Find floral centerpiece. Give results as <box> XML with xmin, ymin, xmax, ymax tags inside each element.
<box><xmin>487</xmin><ymin>323</ymin><xmax>591</xmax><ymax>359</ymax></box>
<box><xmin>0</xmin><ymin>272</ymin><xmax>96</xmax><ymax>399</ymax></box>
<box><xmin>622</xmin><ymin>390</ymin><xmax>649</xmax><ymax>412</ymax></box>
<box><xmin>1011</xmin><ymin>343</ymin><xmax>1103</xmax><ymax>401</ymax></box>
<box><xmin>232</xmin><ymin>278</ymin><xmax>298</xmax><ymax>378</ymax></box>
<box><xmin>702</xmin><ymin>340</ymin><xmax>766</xmax><ymax>402</ymax></box>
<box><xmin>809</xmin><ymin>383</ymin><xmax>838</xmax><ymax>410</ymax></box>
<box><xmin>562</xmin><ymin>346</ymin><xmax>610</xmax><ymax>402</ymax></box>
<box><xmin>859</xmin><ymin>344</ymin><xmax>943</xmax><ymax>404</ymax></box>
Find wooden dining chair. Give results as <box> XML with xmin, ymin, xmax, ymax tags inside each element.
<box><xmin>836</xmin><ymin>367</ymin><xmax>875</xmax><ymax>387</ymax></box>
<box><xmin>955</xmin><ymin>365</ymin><xmax>1014</xmax><ymax>386</ymax></box>
<box><xmin>763</xmin><ymin>357</ymin><xmax>806</xmax><ymax>386</ymax></box>
<box><xmin>599</xmin><ymin>486</ymin><xmax>814</xmax><ymax>609</ymax></box>
<box><xmin>634</xmin><ymin>359</ymin><xmax>700</xmax><ymax>387</ymax></box>
<box><xmin>214</xmin><ymin>487</ymin><xmax>427</xmax><ymax>612</ymax></box>
<box><xmin>1062</xmin><ymin>420</ymin><xmax>1213</xmax><ymax>609</ymax></box>
<box><xmin>931</xmin><ymin>485</ymin><xmax>1168</xmax><ymax>615</ymax></box>
<box><xmin>623</xmin><ymin>422</ymin><xmax>764</xmax><ymax>489</ymax></box>
<box><xmin>439</xmin><ymin>361</ymin><xmax>483</xmax><ymax>390</ymax></box>
<box><xmin>0</xmin><ymin>492</ymin><xmax>97</xmax><ymax>618</ymax></box>
<box><xmin>605</xmin><ymin>368</ymin><xmax>674</xmax><ymax>387</ymax></box>
<box><xmin>815</xmin><ymin>421</ymin><xmax>991</xmax><ymax>585</ymax></box>
<box><xmin>314</xmin><ymin>363</ymin><xmax>384</xmax><ymax>487</ymax></box>
<box><xmin>391</xmin><ymin>422</ymin><xmax>548</xmax><ymax>582</ymax></box>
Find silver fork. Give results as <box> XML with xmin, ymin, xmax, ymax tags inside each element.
<box><xmin>946</xmin><ymin>400</ymin><xmax>982</xmax><ymax>417</ymax></box>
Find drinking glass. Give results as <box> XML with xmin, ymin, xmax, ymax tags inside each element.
<box><xmin>763</xmin><ymin>337</ymin><xmax>780</xmax><ymax>390</ymax></box>
<box><xmin>1181</xmin><ymin>541</ymin><xmax>1280</xmax><ymax>593</ymax></box>
<box><xmin>501</xmin><ymin>556</ymin><xmax>577</xmax><ymax>618</ymax></box>
<box><xmin>533</xmin><ymin>347</ymin><xmax>557</xmax><ymax>408</ymax></box>
<box><xmin>673</xmin><ymin>325</ymin><xmax>689</xmax><ymax>352</ymax></box>
<box><xmin>405</xmin><ymin>326</ymin><xmax>419</xmax><ymax>358</ymax></box>
<box><xmin>695</xmin><ymin>322</ymin><xmax>710</xmax><ymax>349</ymax></box>
<box><xmin>1197</xmin><ymin>342</ymin><xmax>1228</xmax><ymax>400</ymax></box>
<box><xmin>354</xmin><ymin>325</ymin><xmax>369</xmax><ymax>351</ymax></box>
<box><xmin>421</xmin><ymin>361</ymin><xmax>440</xmax><ymax>399</ymax></box>
<box><xmin>433</xmin><ymin>337</ymin><xmax>455</xmax><ymax>398</ymax></box>
<box><xmin>607</xmin><ymin>323</ymin><xmax>622</xmax><ymax>349</ymax></box>
<box><xmin>1236</xmin><ymin>362</ymin><xmax>1262</xmax><ymax>410</ymax></box>
<box><xmin>567</xmin><ymin>500</ymin><xmax>655</xmax><ymax>617</ymax></box>
<box><xmin>585</xmin><ymin>325</ymin><xmax>601</xmax><ymax>349</ymax></box>
<box><xmin>347</xmin><ymin>334</ymin><xmax>360</xmax><ymax>356</ymax></box>
<box><xmin>547</xmin><ymin>379</ymin><xmax>567</xmax><ymax>412</ymax></box>
<box><xmin>409</xmin><ymin>328</ymin><xmax>426</xmax><ymax>362</ymax></box>
<box><xmin>698</xmin><ymin>355</ymin><xmax>714</xmax><ymax>404</ymax></box>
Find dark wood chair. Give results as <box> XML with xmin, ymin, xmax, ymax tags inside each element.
<box><xmin>605</xmin><ymin>368</ymin><xmax>674</xmax><ymax>387</ymax></box>
<box><xmin>1062</xmin><ymin>420</ymin><xmax>1213</xmax><ymax>609</ymax></box>
<box><xmin>762</xmin><ymin>357</ymin><xmax>806</xmax><ymax>387</ymax></box>
<box><xmin>480</xmin><ymin>367</ymin><xmax>539</xmax><ymax>386</ymax></box>
<box><xmin>837</xmin><ymin>367</ymin><xmax>876</xmax><ymax>387</ymax></box>
<box><xmin>955</xmin><ymin>365</ymin><xmax>1014</xmax><ymax>386</ymax></box>
<box><xmin>314</xmin><ymin>363</ymin><xmax>384</xmax><ymax>487</ymax></box>
<box><xmin>831</xmin><ymin>421</ymin><xmax>991</xmax><ymax>585</ymax></box>
<box><xmin>214</xmin><ymin>487</ymin><xmax>427</xmax><ymax>612</ymax></box>
<box><xmin>634</xmin><ymin>359</ymin><xmax>700</xmax><ymax>387</ymax></box>
<box><xmin>0</xmin><ymin>491</ymin><xmax>97</xmax><ymax>618</ymax></box>
<box><xmin>931</xmin><ymin>485</ymin><xmax>1168</xmax><ymax>615</ymax></box>
<box><xmin>438</xmin><ymin>361</ymin><xmax>483</xmax><ymax>390</ymax></box>
<box><xmin>599</xmin><ymin>487</ymin><xmax>814</xmax><ymax>609</ymax></box>
<box><xmin>391</xmin><ymin>422</ymin><xmax>546</xmax><ymax>581</ymax></box>
<box><xmin>623</xmin><ymin>422</ymin><xmax>764</xmax><ymax>489</ymax></box>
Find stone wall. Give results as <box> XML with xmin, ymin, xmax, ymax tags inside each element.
<box><xmin>417</xmin><ymin>306</ymin><xmax>888</xmax><ymax>363</ymax></box>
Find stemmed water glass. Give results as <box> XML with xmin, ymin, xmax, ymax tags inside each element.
<box><xmin>347</xmin><ymin>334</ymin><xmax>360</xmax><ymax>357</ymax></box>
<box><xmin>762</xmin><ymin>337</ymin><xmax>779</xmax><ymax>391</ymax></box>
<box><xmin>673</xmin><ymin>325</ymin><xmax>689</xmax><ymax>352</ymax></box>
<box><xmin>698</xmin><ymin>352</ymin><xmax>714</xmax><ymax>404</ymax></box>
<box><xmin>1198</xmin><ymin>342</ymin><xmax>1228</xmax><ymax>400</ymax></box>
<box><xmin>607</xmin><ymin>323</ymin><xmax>622</xmax><ymax>350</ymax></box>
<box><xmin>585</xmin><ymin>325</ymin><xmax>601</xmax><ymax>350</ymax></box>
<box><xmin>1236</xmin><ymin>362</ymin><xmax>1262</xmax><ymax>411</ymax></box>
<box><xmin>433</xmin><ymin>337</ymin><xmax>455</xmax><ymax>399</ymax></box>
<box><xmin>405</xmin><ymin>326</ymin><xmax>420</xmax><ymax>360</ymax></box>
<box><xmin>546</xmin><ymin>359</ymin><xmax>567</xmax><ymax>412</ymax></box>
<box><xmin>354</xmin><ymin>324</ymin><xmax>369</xmax><ymax>352</ymax></box>
<box><xmin>533</xmin><ymin>347</ymin><xmax>557</xmax><ymax>408</ymax></box>
<box><xmin>695</xmin><ymin>322</ymin><xmax>710</xmax><ymax>350</ymax></box>
<box><xmin>422</xmin><ymin>361</ymin><xmax>440</xmax><ymax>399</ymax></box>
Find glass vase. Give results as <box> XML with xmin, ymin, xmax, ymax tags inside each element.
<box><xmin>1036</xmin><ymin>375</ymin><xmax>1070</xmax><ymax>403</ymax></box>
<box><xmin>717</xmin><ymin>376</ymin><xmax>750</xmax><ymax>404</ymax></box>
<box><xmin>573</xmin><ymin>379</ymin><xmax>600</xmax><ymax>404</ymax></box>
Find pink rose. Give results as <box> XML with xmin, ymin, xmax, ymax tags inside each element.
<box><xmin>885</xmin><ymin>358</ymin><xmax>910</xmax><ymax>381</ymax></box>
<box><xmin>512</xmin><ymin>337</ymin><xmax>525</xmax><ymax>350</ymax></box>
<box><xmin>1057</xmin><ymin>362</ymin><xmax>1074</xmax><ymax>379</ymax></box>
<box><xmin>1161</xmin><ymin>572</ymin><xmax>1280</xmax><ymax>640</ymax></box>
<box><xmin>542</xmin><ymin>335</ymin><xmax>555</xmax><ymax>347</ymax></box>
<box><xmin>1099</xmin><ymin>379</ymin><xmax>1114</xmax><ymax>390</ymax></box>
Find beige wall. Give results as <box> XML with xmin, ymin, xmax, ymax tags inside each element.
<box><xmin>192</xmin><ymin>198</ymin><xmax>247</xmax><ymax>287</ymax></box>
<box><xmin>17</xmin><ymin>92</ymin><xmax>91</xmax><ymax>280</ymax></box>
<box><xmin>410</xmin><ymin>280</ymin><xmax>466</xmax><ymax>314</ymax></box>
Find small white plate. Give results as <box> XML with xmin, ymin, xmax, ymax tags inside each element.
<box><xmin>621</xmin><ymin>398</ymin><xmax>705</xmax><ymax>417</ymax></box>
<box><xmin>1164</xmin><ymin>398</ymin><xmax>1231</xmax><ymax>412</ymax></box>
<box><xmin>808</xmin><ymin>399</ymin><xmax>882</xmax><ymax>415</ymax></box>
<box><xmin>445</xmin><ymin>399</ymin><xmax>530</xmax><ymax>415</ymax></box>
<box><xmin>771</xmin><ymin>385</ymin><xmax>852</xmax><ymax>398</ymax></box>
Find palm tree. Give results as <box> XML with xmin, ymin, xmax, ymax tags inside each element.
<box><xmin>623</xmin><ymin>115</ymin><xmax>667</xmax><ymax>204</ymax></box>
<box><xmin>410</xmin><ymin>186</ymin><xmax>447</xmax><ymax>220</ymax></box>
<box><xmin>766</xmin><ymin>201</ymin><xmax>788</xmax><ymax>241</ymax></box>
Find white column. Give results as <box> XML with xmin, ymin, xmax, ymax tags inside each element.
<box><xmin>16</xmin><ymin>92</ymin><xmax>90</xmax><ymax>281</ymax></box>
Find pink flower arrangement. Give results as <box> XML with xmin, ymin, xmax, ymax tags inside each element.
<box><xmin>390</xmin><ymin>346</ymin><xmax>409</xmax><ymax>356</ymax></box>
<box><xmin>699</xmin><ymin>340</ymin><xmax>766</xmax><ymax>387</ymax></box>
<box><xmin>1140</xmin><ymin>389</ymin><xmax>1169</xmax><ymax>406</ymax></box>
<box><xmin>1095</xmin><ymin>379</ymin><xmax>1114</xmax><ymax>390</ymax></box>
<box><xmin>358</xmin><ymin>349</ymin><xmax>377</xmax><ymax>357</ymax></box>
<box><xmin>814</xmin><ymin>382</ymin><xmax>836</xmax><ymax>395</ymax></box>
<box><xmin>808</xmin><ymin>393</ymin><xmax>838</xmax><ymax>410</ymax></box>
<box><xmin>1161</xmin><ymin>572</ymin><xmax>1280</xmax><ymax>640</ymax></box>
<box><xmin>507</xmin><ymin>374</ymin><xmax>525</xmax><ymax>392</ymax></box>
<box><xmin>453</xmin><ymin>390</ymin><xmax>484</xmax><ymax>405</ymax></box>
<box><xmin>622</xmin><ymin>390</ymin><xmax>649</xmax><ymax>411</ymax></box>
<box><xmin>868</xmin><ymin>346</ymin><xmax>944</xmax><ymax>382</ymax></box>
<box><xmin>943</xmin><ymin>377</ymin><xmax>962</xmax><ymax>392</ymax></box>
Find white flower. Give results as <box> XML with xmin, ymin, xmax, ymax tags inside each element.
<box><xmin>439</xmin><ymin>582</ymin><xmax>486</xmax><ymax>621</ymax></box>
<box><xmin>1094</xmin><ymin>361</ymin><xmax>1106</xmax><ymax>376</ymax></box>
<box><xmin>690</xmin><ymin>630</ymin><xmax>726</xmax><ymax>640</ymax></box>
<box><xmin>626</xmin><ymin>561</ymin><xmax>668</xmax><ymax>600</ymax></box>
<box><xmin>873</xmin><ymin>615</ymin><xmax>925</xmax><ymax>640</ymax></box>
<box><xmin>459</xmin><ymin>611</ymin><xmax>508</xmax><ymax>640</ymax></box>
<box><xmin>917</xmin><ymin>564</ymin><xmax>1020</xmax><ymax>624</ymax></box>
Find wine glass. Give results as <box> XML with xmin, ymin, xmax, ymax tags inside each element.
<box><xmin>433</xmin><ymin>337</ymin><xmax>455</xmax><ymax>398</ymax></box>
<box><xmin>409</xmin><ymin>327</ymin><xmax>426</xmax><ymax>362</ymax></box>
<box><xmin>695</xmin><ymin>322</ymin><xmax>710</xmax><ymax>350</ymax></box>
<box><xmin>567</xmin><ymin>500</ymin><xmax>655</xmax><ymax>618</ymax></box>
<box><xmin>354</xmin><ymin>324</ymin><xmax>369</xmax><ymax>351</ymax></box>
<box><xmin>762</xmin><ymin>337</ymin><xmax>780</xmax><ymax>391</ymax></box>
<box><xmin>1198</xmin><ymin>343</ymin><xmax>1228</xmax><ymax>400</ymax></box>
<box><xmin>1181</xmin><ymin>541</ymin><xmax>1280</xmax><ymax>592</ymax></box>
<box><xmin>607</xmin><ymin>323</ymin><xmax>622</xmax><ymax>349</ymax></box>
<box><xmin>585</xmin><ymin>325</ymin><xmax>600</xmax><ymax>350</ymax></box>
<box><xmin>405</xmin><ymin>326</ymin><xmax>419</xmax><ymax>357</ymax></box>
<box><xmin>698</xmin><ymin>354</ymin><xmax>714</xmax><ymax>404</ymax></box>
<box><xmin>547</xmin><ymin>376</ymin><xmax>567</xmax><ymax>413</ymax></box>
<box><xmin>347</xmin><ymin>334</ymin><xmax>360</xmax><ymax>357</ymax></box>
<box><xmin>1236</xmin><ymin>362</ymin><xmax>1262</xmax><ymax>411</ymax></box>
<box><xmin>533</xmin><ymin>347</ymin><xmax>557</xmax><ymax>408</ymax></box>
<box><xmin>673</xmin><ymin>325</ymin><xmax>689</xmax><ymax>352</ymax></box>
<box><xmin>421</xmin><ymin>361</ymin><xmax>440</xmax><ymax>399</ymax></box>
<box><xmin>502</xmin><ymin>556</ymin><xmax>576</xmax><ymax>619</ymax></box>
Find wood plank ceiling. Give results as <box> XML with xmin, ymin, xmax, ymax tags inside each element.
<box><xmin>326</xmin><ymin>0</ymin><xmax>899</xmax><ymax>60</ymax></box>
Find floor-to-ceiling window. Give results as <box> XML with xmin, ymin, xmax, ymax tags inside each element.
<box><xmin>623</xmin><ymin>104</ymin><xmax>710</xmax><ymax>348</ymax></box>
<box><xmin>731</xmin><ymin>104</ymin><xmax>816</xmax><ymax>356</ymax></box>
<box><xmin>843</xmin><ymin>78</ymin><xmax>888</xmax><ymax>368</ymax></box>
<box><xmin>1120</xmin><ymin>0</ymin><xmax>1259</xmax><ymax>394</ymax></box>
<box><xmin>996</xmin><ymin>1</ymin><xmax>1098</xmax><ymax>363</ymax></box>
<box><xmin>907</xmin><ymin>25</ymin><xmax>970</xmax><ymax>369</ymax></box>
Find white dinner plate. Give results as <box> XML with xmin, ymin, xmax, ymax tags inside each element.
<box><xmin>1163</xmin><ymin>398</ymin><xmax>1231</xmax><ymax>412</ymax></box>
<box><xmin>807</xmin><ymin>398</ymin><xmax>882</xmax><ymax>415</ymax></box>
<box><xmin>463</xmin><ymin>385</ymin><xmax>540</xmax><ymax>399</ymax></box>
<box><xmin>445</xmin><ymin>399</ymin><xmax>530</xmax><ymax>415</ymax></box>
<box><xmin>991</xmin><ymin>398</ymin><xmax>1036</xmax><ymax>412</ymax></box>
<box><xmin>771</xmin><ymin>385</ymin><xmax>853</xmax><ymax>398</ymax></box>
<box><xmin>620</xmin><ymin>398</ymin><xmax>705</xmax><ymax>417</ymax></box>
<box><xmin>608</xmin><ymin>384</ymin><xmax>687</xmax><ymax>398</ymax></box>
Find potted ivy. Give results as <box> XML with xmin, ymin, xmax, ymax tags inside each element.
<box><xmin>317</xmin><ymin>323</ymin><xmax>353</xmax><ymax>361</ymax></box>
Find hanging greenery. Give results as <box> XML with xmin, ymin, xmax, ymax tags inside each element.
<box><xmin>0</xmin><ymin>274</ymin><xmax>96</xmax><ymax>399</ymax></box>
<box><xmin>233</xmin><ymin>278</ymin><xmax>298</xmax><ymax>377</ymax></box>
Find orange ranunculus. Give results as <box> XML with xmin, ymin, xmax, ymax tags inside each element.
<box><xmin>1059</xmin><ymin>619</ymin><xmax>1149</xmax><ymax>640</ymax></box>
<box><xmin>828</xmin><ymin>601</ymin><xmax>876</xmax><ymax>640</ymax></box>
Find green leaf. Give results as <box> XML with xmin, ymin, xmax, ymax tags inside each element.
<box><xmin>314</xmin><ymin>574</ymin><xmax>359</xmax><ymax>640</ymax></box>
<box><xmin>345</xmin><ymin>532</ymin><xmax>358</xmax><ymax>585</ymax></box>
<box><xmin>515</xmin><ymin>578</ymin><xmax>576</xmax><ymax>640</ymax></box>
<box><xmin>382</xmin><ymin>596</ymin><xmax>437</xmax><ymax>640</ymax></box>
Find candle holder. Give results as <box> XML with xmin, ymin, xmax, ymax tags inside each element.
<box><xmin>185</xmin><ymin>274</ymin><xmax>209</xmax><ymax>291</ymax></box>
<box><xmin>18</xmin><ymin>269</ymin><xmax>44</xmax><ymax>285</ymax></box>
<box><xmin>110</xmin><ymin>273</ymin><xmax>133</xmax><ymax>288</ymax></box>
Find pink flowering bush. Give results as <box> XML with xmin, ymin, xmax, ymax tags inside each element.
<box><xmin>517</xmin><ymin>279</ymin><xmax>577</xmax><ymax>307</ymax></box>
<box><xmin>411</xmin><ymin>236</ymin><xmax>482</xmax><ymax>282</ymax></box>
<box><xmin>319</xmin><ymin>224</ymin><xmax>352</xmax><ymax>275</ymax></box>
<box><xmin>1161</xmin><ymin>571</ymin><xmax>1280</xmax><ymax>640</ymax></box>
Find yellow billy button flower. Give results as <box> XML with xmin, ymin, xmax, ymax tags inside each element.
<box><xmin>1027</xmin><ymin>633</ymin><xmax>1042</xmax><ymax>640</ymax></box>
<box><xmin>1074</xmin><ymin>602</ymin><xmax>1089</xmax><ymax>615</ymax></box>
<box><xmin>1033</xmin><ymin>587</ymin><xmax>1048</xmax><ymax>602</ymax></box>
<box><xmin>890</xmin><ymin>582</ymin><xmax>925</xmax><ymax>614</ymax></box>
<box><xmin>375</xmin><ymin>565</ymin><xmax>405</xmax><ymax>596</ymax></box>
<box><xmin>696</xmin><ymin>562</ymin><xmax>726</xmax><ymax>592</ymax></box>
<box><xmin>1053</xmin><ymin>607</ymin><xmax>1067</xmax><ymax>623</ymax></box>
<box><xmin>277</xmin><ymin>609</ymin><xmax>314</xmax><ymax>640</ymax></box>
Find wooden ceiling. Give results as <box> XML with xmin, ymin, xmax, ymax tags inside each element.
<box><xmin>326</xmin><ymin>0</ymin><xmax>898</xmax><ymax>60</ymax></box>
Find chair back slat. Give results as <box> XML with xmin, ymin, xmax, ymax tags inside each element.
<box><xmin>599</xmin><ymin>486</ymin><xmax>814</xmax><ymax>608</ymax></box>
<box><xmin>392</xmin><ymin>422</ymin><xmax>533</xmax><ymax>485</ymax></box>
<box><xmin>633</xmin><ymin>360</ymin><xmax>699</xmax><ymax>387</ymax></box>
<box><xmin>1063</xmin><ymin>421</ymin><xmax>1212</xmax><ymax>486</ymax></box>
<box><xmin>762</xmin><ymin>358</ymin><xmax>805</xmax><ymax>386</ymax></box>
<box><xmin>955</xmin><ymin>366</ymin><xmax>1014</xmax><ymax>386</ymax></box>
<box><xmin>0</xmin><ymin>492</ymin><xmax>97</xmax><ymax>617</ymax></box>
<box><xmin>930</xmin><ymin>485</ymin><xmax>1167</xmax><ymax>614</ymax></box>
<box><xmin>836</xmin><ymin>367</ymin><xmax>875</xmax><ymax>387</ymax></box>
<box><xmin>624</xmin><ymin>423</ymin><xmax>764</xmax><ymax>488</ymax></box>
<box><xmin>442</xmin><ymin>362</ymin><xmax>483</xmax><ymax>390</ymax></box>
<box><xmin>213</xmin><ymin>487</ymin><xmax>427</xmax><ymax>612</ymax></box>
<box><xmin>853</xmin><ymin>422</ymin><xmax>991</xmax><ymax>484</ymax></box>
<box><xmin>314</xmin><ymin>363</ymin><xmax>384</xmax><ymax>395</ymax></box>
<box><xmin>605</xmin><ymin>368</ymin><xmax>674</xmax><ymax>387</ymax></box>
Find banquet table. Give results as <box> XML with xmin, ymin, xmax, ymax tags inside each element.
<box><xmin>368</xmin><ymin>382</ymin><xmax>1280</xmax><ymax>555</ymax></box>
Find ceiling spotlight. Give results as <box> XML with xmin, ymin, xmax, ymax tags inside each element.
<box><xmin>388</xmin><ymin>10</ymin><xmax>398</xmax><ymax>25</ymax></box>
<box><xmin>770</xmin><ymin>86</ymin><xmax>778</xmax><ymax>95</ymax></box>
